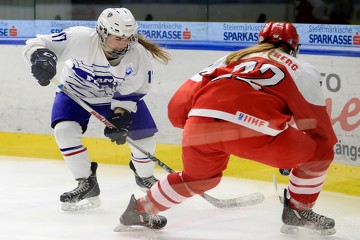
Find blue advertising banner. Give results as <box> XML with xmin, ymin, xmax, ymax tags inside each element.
<box><xmin>137</xmin><ymin>21</ymin><xmax>207</xmax><ymax>41</ymax></box>
<box><xmin>0</xmin><ymin>20</ymin><xmax>359</xmax><ymax>56</ymax></box>
<box><xmin>35</xmin><ymin>20</ymin><xmax>96</xmax><ymax>35</ymax></box>
<box><xmin>0</xmin><ymin>20</ymin><xmax>34</xmax><ymax>38</ymax></box>
<box><xmin>298</xmin><ymin>24</ymin><xmax>360</xmax><ymax>47</ymax></box>
<box><xmin>208</xmin><ymin>22</ymin><xmax>263</xmax><ymax>43</ymax></box>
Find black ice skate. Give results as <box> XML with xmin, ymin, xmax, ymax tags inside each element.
<box><xmin>281</xmin><ymin>189</ymin><xmax>336</xmax><ymax>235</ymax></box>
<box><xmin>60</xmin><ymin>162</ymin><xmax>101</xmax><ymax>211</ymax></box>
<box><xmin>129</xmin><ymin>160</ymin><xmax>158</xmax><ymax>192</ymax></box>
<box><xmin>115</xmin><ymin>194</ymin><xmax>167</xmax><ymax>231</ymax></box>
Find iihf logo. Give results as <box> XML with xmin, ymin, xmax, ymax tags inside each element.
<box><xmin>237</xmin><ymin>111</ymin><xmax>266</xmax><ymax>127</ymax></box>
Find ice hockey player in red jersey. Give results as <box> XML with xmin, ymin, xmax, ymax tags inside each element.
<box><xmin>118</xmin><ymin>22</ymin><xmax>337</xmax><ymax>235</ymax></box>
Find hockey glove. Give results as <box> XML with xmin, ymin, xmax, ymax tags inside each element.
<box><xmin>30</xmin><ymin>48</ymin><xmax>58</xmax><ymax>86</ymax></box>
<box><xmin>104</xmin><ymin>110</ymin><xmax>132</xmax><ymax>145</ymax></box>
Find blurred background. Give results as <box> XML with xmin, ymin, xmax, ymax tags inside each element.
<box><xmin>0</xmin><ymin>0</ymin><xmax>358</xmax><ymax>24</ymax></box>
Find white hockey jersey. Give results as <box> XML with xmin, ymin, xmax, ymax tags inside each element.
<box><xmin>23</xmin><ymin>26</ymin><xmax>153</xmax><ymax>112</ymax></box>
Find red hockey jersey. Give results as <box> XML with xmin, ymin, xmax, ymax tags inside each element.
<box><xmin>168</xmin><ymin>49</ymin><xmax>337</xmax><ymax>145</ymax></box>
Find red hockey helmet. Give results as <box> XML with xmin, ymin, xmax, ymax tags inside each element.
<box><xmin>258</xmin><ymin>22</ymin><xmax>300</xmax><ymax>54</ymax></box>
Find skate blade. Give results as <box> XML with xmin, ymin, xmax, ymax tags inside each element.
<box><xmin>114</xmin><ymin>224</ymin><xmax>159</xmax><ymax>238</ymax></box>
<box><xmin>61</xmin><ymin>196</ymin><xmax>101</xmax><ymax>211</ymax></box>
<box><xmin>281</xmin><ymin>224</ymin><xmax>299</xmax><ymax>234</ymax></box>
<box><xmin>281</xmin><ymin>224</ymin><xmax>336</xmax><ymax>236</ymax></box>
<box><xmin>114</xmin><ymin>224</ymin><xmax>142</xmax><ymax>232</ymax></box>
<box><xmin>114</xmin><ymin>223</ymin><xmax>164</xmax><ymax>232</ymax></box>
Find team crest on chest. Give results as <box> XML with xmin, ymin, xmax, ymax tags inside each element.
<box><xmin>125</xmin><ymin>66</ymin><xmax>135</xmax><ymax>75</ymax></box>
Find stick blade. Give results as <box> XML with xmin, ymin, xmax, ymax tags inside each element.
<box><xmin>202</xmin><ymin>192</ymin><xmax>265</xmax><ymax>208</ymax></box>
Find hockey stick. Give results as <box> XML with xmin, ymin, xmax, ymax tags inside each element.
<box><xmin>273</xmin><ymin>174</ymin><xmax>284</xmax><ymax>204</ymax></box>
<box><xmin>51</xmin><ymin>78</ymin><xmax>264</xmax><ymax>208</ymax></box>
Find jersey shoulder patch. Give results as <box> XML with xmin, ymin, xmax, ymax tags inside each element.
<box><xmin>52</xmin><ymin>31</ymin><xmax>67</xmax><ymax>42</ymax></box>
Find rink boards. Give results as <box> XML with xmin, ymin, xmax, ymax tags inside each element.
<box><xmin>1</xmin><ymin>131</ymin><xmax>359</xmax><ymax>197</ymax></box>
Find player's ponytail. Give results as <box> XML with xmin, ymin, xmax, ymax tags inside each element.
<box><xmin>226</xmin><ymin>43</ymin><xmax>277</xmax><ymax>64</ymax></box>
<box><xmin>138</xmin><ymin>35</ymin><xmax>171</xmax><ymax>65</ymax></box>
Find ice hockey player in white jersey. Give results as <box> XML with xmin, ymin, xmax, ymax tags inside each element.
<box><xmin>23</xmin><ymin>8</ymin><xmax>170</xmax><ymax>211</ymax></box>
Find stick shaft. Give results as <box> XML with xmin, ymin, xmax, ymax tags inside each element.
<box><xmin>52</xmin><ymin>79</ymin><xmax>175</xmax><ymax>173</ymax></box>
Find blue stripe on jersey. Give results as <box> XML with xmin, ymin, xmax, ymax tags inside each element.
<box><xmin>113</xmin><ymin>92</ymin><xmax>146</xmax><ymax>102</ymax></box>
<box><xmin>60</xmin><ymin>145</ymin><xmax>83</xmax><ymax>152</ymax></box>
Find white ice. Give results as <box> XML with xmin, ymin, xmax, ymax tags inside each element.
<box><xmin>0</xmin><ymin>156</ymin><xmax>359</xmax><ymax>240</ymax></box>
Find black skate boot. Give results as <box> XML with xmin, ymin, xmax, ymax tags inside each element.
<box><xmin>129</xmin><ymin>160</ymin><xmax>158</xmax><ymax>192</ymax></box>
<box><xmin>60</xmin><ymin>162</ymin><xmax>101</xmax><ymax>211</ymax></box>
<box><xmin>281</xmin><ymin>189</ymin><xmax>335</xmax><ymax>235</ymax></box>
<box><xmin>117</xmin><ymin>194</ymin><xmax>167</xmax><ymax>231</ymax></box>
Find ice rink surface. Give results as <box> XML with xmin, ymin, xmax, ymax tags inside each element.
<box><xmin>0</xmin><ymin>156</ymin><xmax>359</xmax><ymax>240</ymax></box>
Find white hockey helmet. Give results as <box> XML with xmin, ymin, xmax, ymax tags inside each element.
<box><xmin>97</xmin><ymin>8</ymin><xmax>138</xmax><ymax>58</ymax></box>
<box><xmin>97</xmin><ymin>8</ymin><xmax>138</xmax><ymax>38</ymax></box>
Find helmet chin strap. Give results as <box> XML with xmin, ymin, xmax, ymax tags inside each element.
<box><xmin>99</xmin><ymin>39</ymin><xmax>128</xmax><ymax>59</ymax></box>
<box><xmin>290</xmin><ymin>45</ymin><xmax>300</xmax><ymax>57</ymax></box>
